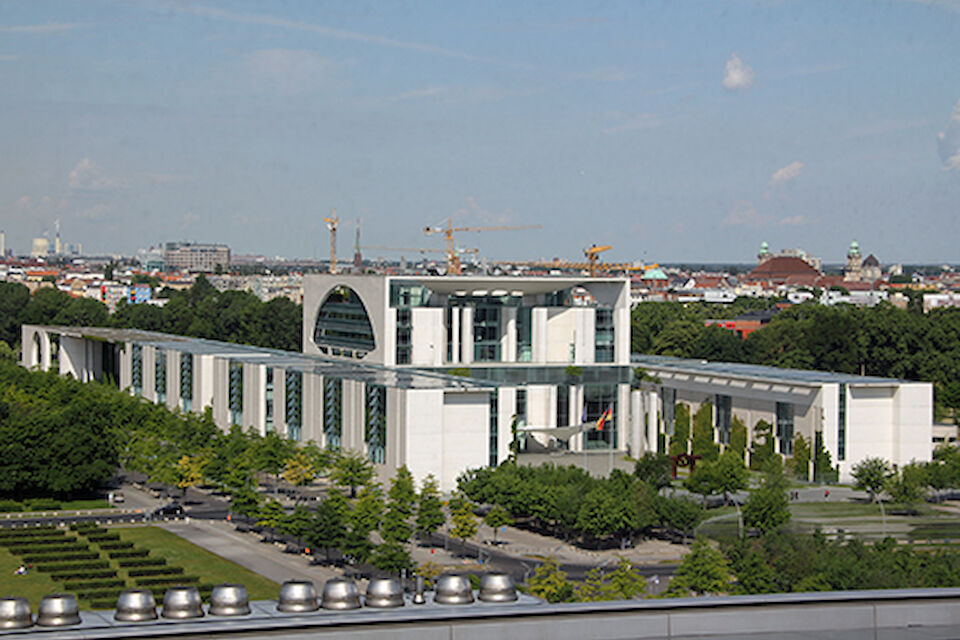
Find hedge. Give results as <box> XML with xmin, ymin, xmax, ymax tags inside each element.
<box><xmin>97</xmin><ymin>542</ymin><xmax>134</xmax><ymax>550</ymax></box>
<box><xmin>134</xmin><ymin>575</ymin><xmax>198</xmax><ymax>587</ymax></box>
<box><xmin>0</xmin><ymin>528</ymin><xmax>64</xmax><ymax>539</ymax></box>
<box><xmin>89</xmin><ymin>598</ymin><xmax>122</xmax><ymax>610</ymax></box>
<box><xmin>0</xmin><ymin>500</ymin><xmax>22</xmax><ymax>512</ymax></box>
<box><xmin>127</xmin><ymin>567</ymin><xmax>184</xmax><ymax>578</ymax></box>
<box><xmin>117</xmin><ymin>558</ymin><xmax>166</xmax><ymax>568</ymax></box>
<box><xmin>64</xmin><ymin>579</ymin><xmax>125</xmax><ymax>591</ymax></box>
<box><xmin>51</xmin><ymin>570</ymin><xmax>117</xmax><ymax>581</ymax></box>
<box><xmin>70</xmin><ymin>524</ymin><xmax>106</xmax><ymax>533</ymax></box>
<box><xmin>9</xmin><ymin>543</ymin><xmax>90</xmax><ymax>555</ymax></box>
<box><xmin>36</xmin><ymin>561</ymin><xmax>110</xmax><ymax>573</ymax></box>
<box><xmin>23</xmin><ymin>552</ymin><xmax>100</xmax><ymax>563</ymax></box>
<box><xmin>88</xmin><ymin>534</ymin><xmax>121</xmax><ymax>543</ymax></box>
<box><xmin>0</xmin><ymin>536</ymin><xmax>75</xmax><ymax>547</ymax></box>
<box><xmin>76</xmin><ymin>588</ymin><xmax>124</xmax><ymax>601</ymax></box>
<box><xmin>108</xmin><ymin>549</ymin><xmax>149</xmax><ymax>559</ymax></box>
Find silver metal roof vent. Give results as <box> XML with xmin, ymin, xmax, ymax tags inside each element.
<box><xmin>412</xmin><ymin>575</ymin><xmax>426</xmax><ymax>605</ymax></box>
<box><xmin>276</xmin><ymin>580</ymin><xmax>319</xmax><ymax>613</ymax></box>
<box><xmin>0</xmin><ymin>597</ymin><xmax>33</xmax><ymax>629</ymax></box>
<box><xmin>114</xmin><ymin>589</ymin><xmax>158</xmax><ymax>622</ymax></box>
<box><xmin>364</xmin><ymin>577</ymin><xmax>404</xmax><ymax>608</ymax></box>
<box><xmin>208</xmin><ymin>584</ymin><xmax>250</xmax><ymax>616</ymax></box>
<box><xmin>36</xmin><ymin>593</ymin><xmax>81</xmax><ymax>627</ymax></box>
<box><xmin>479</xmin><ymin>573</ymin><xmax>518</xmax><ymax>602</ymax></box>
<box><xmin>161</xmin><ymin>586</ymin><xmax>204</xmax><ymax>619</ymax></box>
<box><xmin>434</xmin><ymin>574</ymin><xmax>474</xmax><ymax>605</ymax></box>
<box><xmin>321</xmin><ymin>578</ymin><xmax>361</xmax><ymax>610</ymax></box>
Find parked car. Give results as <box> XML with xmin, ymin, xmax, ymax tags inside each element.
<box><xmin>153</xmin><ymin>503</ymin><xmax>184</xmax><ymax>518</ymax></box>
<box><xmin>112</xmin><ymin>491</ymin><xmax>125</xmax><ymax>504</ymax></box>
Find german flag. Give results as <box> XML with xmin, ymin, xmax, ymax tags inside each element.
<box><xmin>596</xmin><ymin>405</ymin><xmax>613</xmax><ymax>432</ymax></box>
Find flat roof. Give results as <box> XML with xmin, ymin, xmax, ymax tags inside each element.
<box><xmin>38</xmin><ymin>326</ymin><xmax>495</xmax><ymax>391</ymax></box>
<box><xmin>307</xmin><ymin>273</ymin><xmax>628</xmax><ymax>296</ymax></box>
<box><xmin>631</xmin><ymin>353</ymin><xmax>911</xmax><ymax>386</ymax></box>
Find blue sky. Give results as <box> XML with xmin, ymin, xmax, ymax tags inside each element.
<box><xmin>1</xmin><ymin>0</ymin><xmax>958</xmax><ymax>264</ymax></box>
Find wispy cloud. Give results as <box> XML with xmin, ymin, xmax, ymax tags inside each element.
<box><xmin>375</xmin><ymin>84</ymin><xmax>534</xmax><ymax>106</ymax></box>
<box><xmin>723</xmin><ymin>201</ymin><xmax>809</xmax><ymax>227</ymax></box>
<box><xmin>243</xmin><ymin>49</ymin><xmax>336</xmax><ymax>94</ymax></box>
<box><xmin>178</xmin><ymin>5</ymin><xmax>525</xmax><ymax>68</ymax></box>
<box><xmin>939</xmin><ymin>99</ymin><xmax>960</xmax><ymax>173</ymax></box>
<box><xmin>770</xmin><ymin>161</ymin><xmax>804</xmax><ymax>185</ymax></box>
<box><xmin>453</xmin><ymin>196</ymin><xmax>515</xmax><ymax>226</ymax></box>
<box><xmin>69</xmin><ymin>158</ymin><xmax>124</xmax><ymax>191</ymax></box>
<box><xmin>0</xmin><ymin>23</ymin><xmax>84</xmax><ymax>34</ymax></box>
<box><xmin>723</xmin><ymin>53</ymin><xmax>755</xmax><ymax>91</ymax></box>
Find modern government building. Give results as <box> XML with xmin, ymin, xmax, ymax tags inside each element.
<box><xmin>21</xmin><ymin>274</ymin><xmax>933</xmax><ymax>488</ymax></box>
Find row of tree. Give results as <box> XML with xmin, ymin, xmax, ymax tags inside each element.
<box><xmin>632</xmin><ymin>300</ymin><xmax>960</xmax><ymax>418</ymax></box>
<box><xmin>457</xmin><ymin>462</ymin><xmax>705</xmax><ymax>547</ymax></box>
<box><xmin>0</xmin><ymin>276</ymin><xmax>301</xmax><ymax>352</ymax></box>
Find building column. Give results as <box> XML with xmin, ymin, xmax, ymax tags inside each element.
<box><xmin>647</xmin><ymin>389</ymin><xmax>660</xmax><ymax>454</ymax></box>
<box><xmin>630</xmin><ymin>389</ymin><xmax>643</xmax><ymax>458</ymax></box>
<box><xmin>450</xmin><ymin>307</ymin><xmax>460</xmax><ymax>364</ymax></box>
<box><xmin>502</xmin><ymin>307</ymin><xmax>517</xmax><ymax>363</ymax></box>
<box><xmin>461</xmin><ymin>307</ymin><xmax>474</xmax><ymax>365</ymax></box>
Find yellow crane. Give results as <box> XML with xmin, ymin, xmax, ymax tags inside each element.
<box><xmin>424</xmin><ymin>217</ymin><xmax>542</xmax><ymax>275</ymax></box>
<box><xmin>363</xmin><ymin>245</ymin><xmax>479</xmax><ymax>257</ymax></box>
<box><xmin>584</xmin><ymin>244</ymin><xmax>612</xmax><ymax>276</ymax></box>
<box><xmin>324</xmin><ymin>209</ymin><xmax>339</xmax><ymax>274</ymax></box>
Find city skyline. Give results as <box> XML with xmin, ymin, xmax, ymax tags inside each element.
<box><xmin>1</xmin><ymin>1</ymin><xmax>958</xmax><ymax>263</ymax></box>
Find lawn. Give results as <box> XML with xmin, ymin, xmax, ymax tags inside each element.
<box><xmin>0</xmin><ymin>544</ymin><xmax>66</xmax><ymax>609</ymax></box>
<box><xmin>116</xmin><ymin>527</ymin><xmax>279</xmax><ymax>600</ymax></box>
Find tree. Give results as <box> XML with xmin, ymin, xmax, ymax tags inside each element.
<box><xmin>381</xmin><ymin>467</ymin><xmax>416</xmax><ymax>545</ymax></box>
<box><xmin>634</xmin><ymin>452</ymin><xmax>673</xmax><ymax>491</ymax></box>
<box><xmin>743</xmin><ymin>460</ymin><xmax>790</xmax><ymax>535</ymax></box>
<box><xmin>280</xmin><ymin>505</ymin><xmax>313</xmax><ymax>545</ymax></box>
<box><xmin>575</xmin><ymin>487</ymin><xmax>642</xmax><ymax>547</ymax></box>
<box><xmin>281</xmin><ymin>449</ymin><xmax>317</xmax><ymax>489</ymax></box>
<box><xmin>256</xmin><ymin>499</ymin><xmax>287</xmax><ymax>530</ymax></box>
<box><xmin>669</xmin><ymin>403</ymin><xmax>691</xmax><ymax>456</ymax></box>
<box><xmin>331</xmin><ymin>449</ymin><xmax>375</xmax><ymax>498</ymax></box>
<box><xmin>0</xmin><ymin>282</ymin><xmax>29</xmax><ymax>348</ymax></box>
<box><xmin>713</xmin><ymin>450</ymin><xmax>749</xmax><ymax>505</ymax></box>
<box><xmin>484</xmin><ymin>505</ymin><xmax>513</xmax><ymax>544</ymax></box>
<box><xmin>886</xmin><ymin>462</ymin><xmax>929</xmax><ymax>513</ymax></box>
<box><xmin>750</xmin><ymin>420</ymin><xmax>775</xmax><ymax>470</ymax></box>
<box><xmin>653</xmin><ymin>495</ymin><xmax>704</xmax><ymax>538</ymax></box>
<box><xmin>449</xmin><ymin>493</ymin><xmax>479</xmax><ymax>554</ymax></box>
<box><xmin>691</xmin><ymin>403</ymin><xmax>719</xmax><ymax>461</ymax></box>
<box><xmin>526</xmin><ymin>557</ymin><xmax>574</xmax><ymax>603</ymax></box>
<box><xmin>415</xmin><ymin>474</ymin><xmax>445</xmax><ymax>541</ymax></box>
<box><xmin>788</xmin><ymin>434</ymin><xmax>812</xmax><ymax>481</ymax></box>
<box><xmin>256</xmin><ymin>431</ymin><xmax>296</xmax><ymax>490</ymax></box>
<box><xmin>370</xmin><ymin>541</ymin><xmax>412</xmax><ymax>574</ymax></box>
<box><xmin>308</xmin><ymin>491</ymin><xmax>348</xmax><ymax>561</ymax></box>
<box><xmin>852</xmin><ymin>457</ymin><xmax>893</xmax><ymax>503</ymax></box>
<box><xmin>174</xmin><ymin>453</ymin><xmax>207</xmax><ymax>497</ymax></box>
<box><xmin>664</xmin><ymin>537</ymin><xmax>732</xmax><ymax>597</ymax></box>
<box><xmin>729</xmin><ymin>415</ymin><xmax>748</xmax><ymax>460</ymax></box>
<box><xmin>813</xmin><ymin>432</ymin><xmax>837</xmax><ymax>483</ymax></box>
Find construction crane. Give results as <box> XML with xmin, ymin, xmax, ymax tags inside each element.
<box><xmin>424</xmin><ymin>217</ymin><xmax>542</xmax><ymax>275</ymax></box>
<box><xmin>584</xmin><ymin>244</ymin><xmax>612</xmax><ymax>276</ymax></box>
<box><xmin>324</xmin><ymin>209</ymin><xmax>339</xmax><ymax>274</ymax></box>
<box><xmin>363</xmin><ymin>245</ymin><xmax>479</xmax><ymax>256</ymax></box>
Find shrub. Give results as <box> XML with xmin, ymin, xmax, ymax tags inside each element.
<box><xmin>36</xmin><ymin>561</ymin><xmax>110</xmax><ymax>573</ymax></box>
<box><xmin>0</xmin><ymin>528</ymin><xmax>65</xmax><ymax>539</ymax></box>
<box><xmin>97</xmin><ymin>542</ymin><xmax>134</xmax><ymax>550</ymax></box>
<box><xmin>0</xmin><ymin>500</ymin><xmax>22</xmax><ymax>512</ymax></box>
<box><xmin>51</xmin><ymin>570</ymin><xmax>117</xmax><ymax>581</ymax></box>
<box><xmin>64</xmin><ymin>579</ymin><xmax>125</xmax><ymax>590</ymax></box>
<box><xmin>134</xmin><ymin>575</ymin><xmax>198</xmax><ymax>587</ymax></box>
<box><xmin>127</xmin><ymin>567</ymin><xmax>184</xmax><ymax>577</ymax></box>
<box><xmin>24</xmin><ymin>499</ymin><xmax>61</xmax><ymax>511</ymax></box>
<box><xmin>76</xmin><ymin>589</ymin><xmax>124</xmax><ymax>601</ymax></box>
<box><xmin>23</xmin><ymin>552</ymin><xmax>100</xmax><ymax>563</ymax></box>
<box><xmin>9</xmin><ymin>543</ymin><xmax>89</xmax><ymax>555</ymax></box>
<box><xmin>108</xmin><ymin>549</ymin><xmax>149</xmax><ymax>559</ymax></box>
<box><xmin>117</xmin><ymin>558</ymin><xmax>166</xmax><ymax>568</ymax></box>
<box><xmin>88</xmin><ymin>534</ymin><xmax>121</xmax><ymax>543</ymax></box>
<box><xmin>0</xmin><ymin>536</ymin><xmax>76</xmax><ymax>547</ymax></box>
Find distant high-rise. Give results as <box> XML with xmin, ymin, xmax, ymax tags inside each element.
<box><xmin>31</xmin><ymin>237</ymin><xmax>50</xmax><ymax>258</ymax></box>
<box><xmin>163</xmin><ymin>242</ymin><xmax>230</xmax><ymax>272</ymax></box>
<box><xmin>0</xmin><ymin>230</ymin><xmax>5</xmax><ymax>258</ymax></box>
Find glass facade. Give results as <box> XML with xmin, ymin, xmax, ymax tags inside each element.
<box><xmin>155</xmin><ymin>350</ymin><xmax>166</xmax><ymax>404</ymax></box>
<box><xmin>396</xmin><ymin>308</ymin><xmax>412</xmax><ymax>365</ymax></box>
<box><xmin>324</xmin><ymin>377</ymin><xmax>342</xmax><ymax>450</ymax></box>
<box><xmin>131</xmin><ymin>343</ymin><xmax>143</xmax><ymax>396</ymax></box>
<box><xmin>776</xmin><ymin>402</ymin><xmax>794</xmax><ymax>455</ymax></box>
<box><xmin>473</xmin><ymin>305</ymin><xmax>501</xmax><ymax>362</ymax></box>
<box><xmin>489</xmin><ymin>392</ymin><xmax>499</xmax><ymax>467</ymax></box>
<box><xmin>229</xmin><ymin>361</ymin><xmax>243</xmax><ymax>426</ymax></box>
<box><xmin>313</xmin><ymin>285</ymin><xmax>376</xmax><ymax>358</ymax></box>
<box><xmin>662</xmin><ymin>388</ymin><xmax>676</xmax><ymax>435</ymax></box>
<box><xmin>285</xmin><ymin>370</ymin><xmax>302</xmax><ymax>441</ymax></box>
<box><xmin>517</xmin><ymin>307</ymin><xmax>532</xmax><ymax>362</ymax></box>
<box><xmin>595</xmin><ymin>307</ymin><xmax>615</xmax><ymax>363</ymax></box>
<box><xmin>557</xmin><ymin>384</ymin><xmax>569</xmax><ymax>427</ymax></box>
<box><xmin>838</xmin><ymin>384</ymin><xmax>846</xmax><ymax>461</ymax></box>
<box><xmin>715</xmin><ymin>394</ymin><xmax>732</xmax><ymax>445</ymax></box>
<box><xmin>180</xmin><ymin>353</ymin><xmax>193</xmax><ymax>412</ymax></box>
<box><xmin>515</xmin><ymin>388</ymin><xmax>527</xmax><ymax>427</ymax></box>
<box><xmin>365</xmin><ymin>384</ymin><xmax>387</xmax><ymax>464</ymax></box>
<box><xmin>584</xmin><ymin>384</ymin><xmax>617</xmax><ymax>449</ymax></box>
<box><xmin>265</xmin><ymin>368</ymin><xmax>274</xmax><ymax>432</ymax></box>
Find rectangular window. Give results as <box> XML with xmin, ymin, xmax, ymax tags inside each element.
<box><xmin>516</xmin><ymin>388</ymin><xmax>527</xmax><ymax>427</ymax></box>
<box><xmin>155</xmin><ymin>351</ymin><xmax>166</xmax><ymax>404</ymax></box>
<box><xmin>776</xmin><ymin>402</ymin><xmax>794</xmax><ymax>455</ymax></box>
<box><xmin>557</xmin><ymin>385</ymin><xmax>569</xmax><ymax>427</ymax></box>
<box><xmin>324</xmin><ymin>377</ymin><xmax>342</xmax><ymax>451</ymax></box>
<box><xmin>584</xmin><ymin>384</ymin><xmax>617</xmax><ymax>449</ymax></box>
<box><xmin>595</xmin><ymin>307</ymin><xmax>615</xmax><ymax>363</ymax></box>
<box><xmin>489</xmin><ymin>392</ymin><xmax>499</xmax><ymax>467</ymax></box>
<box><xmin>285</xmin><ymin>370</ymin><xmax>302</xmax><ymax>441</ymax></box>
<box><xmin>716</xmin><ymin>394</ymin><xmax>732</xmax><ymax>445</ymax></box>
<box><xmin>396</xmin><ymin>308</ymin><xmax>412</xmax><ymax>365</ymax></box>
<box><xmin>838</xmin><ymin>384</ymin><xmax>846</xmax><ymax>461</ymax></box>
<box><xmin>265</xmin><ymin>368</ymin><xmax>274</xmax><ymax>432</ymax></box>
<box><xmin>229</xmin><ymin>361</ymin><xmax>243</xmax><ymax>426</ymax></box>
<box><xmin>517</xmin><ymin>307</ymin><xmax>532</xmax><ymax>362</ymax></box>
<box><xmin>131</xmin><ymin>343</ymin><xmax>143</xmax><ymax>396</ymax></box>
<box><xmin>180</xmin><ymin>353</ymin><xmax>193</xmax><ymax>412</ymax></box>
<box><xmin>473</xmin><ymin>305</ymin><xmax>501</xmax><ymax>362</ymax></box>
<box><xmin>662</xmin><ymin>388</ymin><xmax>676</xmax><ymax>436</ymax></box>
<box><xmin>365</xmin><ymin>384</ymin><xmax>387</xmax><ymax>464</ymax></box>
<box><xmin>445</xmin><ymin>307</ymin><xmax>454</xmax><ymax>362</ymax></box>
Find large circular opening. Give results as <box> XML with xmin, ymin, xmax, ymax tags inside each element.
<box><xmin>312</xmin><ymin>286</ymin><xmax>375</xmax><ymax>359</ymax></box>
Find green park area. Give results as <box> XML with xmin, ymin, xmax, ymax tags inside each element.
<box><xmin>0</xmin><ymin>525</ymin><xmax>277</xmax><ymax>610</ymax></box>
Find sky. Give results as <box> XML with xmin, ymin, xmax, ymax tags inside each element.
<box><xmin>1</xmin><ymin>0</ymin><xmax>959</xmax><ymax>264</ymax></box>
